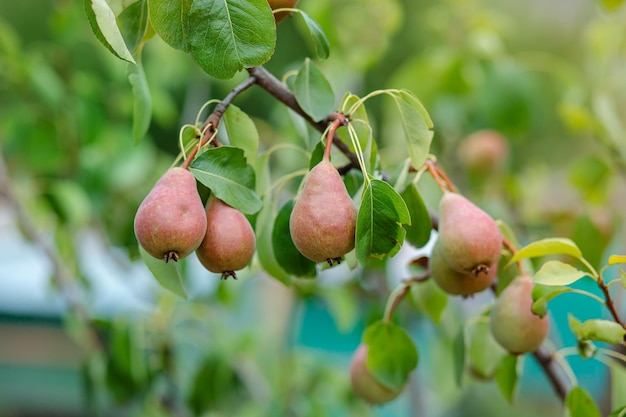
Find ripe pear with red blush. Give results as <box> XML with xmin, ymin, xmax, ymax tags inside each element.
<box><xmin>490</xmin><ymin>275</ymin><xmax>549</xmax><ymax>354</ymax></box>
<box><xmin>134</xmin><ymin>167</ymin><xmax>207</xmax><ymax>262</ymax></box>
<box><xmin>349</xmin><ymin>343</ymin><xmax>403</xmax><ymax>404</ymax></box>
<box><xmin>430</xmin><ymin>239</ymin><xmax>497</xmax><ymax>296</ymax></box>
<box><xmin>196</xmin><ymin>196</ymin><xmax>256</xmax><ymax>279</ymax></box>
<box><xmin>289</xmin><ymin>160</ymin><xmax>357</xmax><ymax>264</ymax></box>
<box><xmin>437</xmin><ymin>192</ymin><xmax>502</xmax><ymax>276</ymax></box>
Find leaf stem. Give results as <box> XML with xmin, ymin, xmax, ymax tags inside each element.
<box><xmin>383</xmin><ymin>272</ymin><xmax>430</xmax><ymax>323</ymax></box>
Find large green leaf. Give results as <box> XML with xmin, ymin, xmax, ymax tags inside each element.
<box><xmin>388</xmin><ymin>90</ymin><xmax>434</xmax><ymax>169</ymax></box>
<box><xmin>148</xmin><ymin>0</ymin><xmax>191</xmax><ymax>50</ymax></box>
<box><xmin>566</xmin><ymin>386</ymin><xmax>602</xmax><ymax>417</ymax></box>
<box><xmin>139</xmin><ymin>246</ymin><xmax>187</xmax><ymax>299</ymax></box>
<box><xmin>468</xmin><ymin>320</ymin><xmax>506</xmax><ymax>380</ymax></box>
<box><xmin>294</xmin><ymin>58</ymin><xmax>335</xmax><ymax>122</ymax></box>
<box><xmin>401</xmin><ymin>183</ymin><xmax>432</xmax><ymax>248</ymax></box>
<box><xmin>533</xmin><ymin>260</ymin><xmax>588</xmax><ymax>286</ymax></box>
<box><xmin>117</xmin><ymin>0</ymin><xmax>151</xmax><ymax>53</ymax></box>
<box><xmin>127</xmin><ymin>58</ymin><xmax>152</xmax><ymax>143</ymax></box>
<box><xmin>298</xmin><ymin>11</ymin><xmax>330</xmax><ymax>60</ymax></box>
<box><xmin>271</xmin><ymin>200</ymin><xmax>316</xmax><ymax>278</ymax></box>
<box><xmin>190</xmin><ymin>147</ymin><xmax>262</xmax><ymax>215</ymax></box>
<box><xmin>188</xmin><ymin>0</ymin><xmax>275</xmax><ymax>79</ymax></box>
<box><xmin>219</xmin><ymin>104</ymin><xmax>259</xmax><ymax>165</ymax></box>
<box><xmin>496</xmin><ymin>354</ymin><xmax>520</xmax><ymax>404</ymax></box>
<box><xmin>84</xmin><ymin>0</ymin><xmax>136</xmax><ymax>64</ymax></box>
<box><xmin>363</xmin><ymin>321</ymin><xmax>418</xmax><ymax>391</ymax></box>
<box><xmin>356</xmin><ymin>178</ymin><xmax>411</xmax><ymax>265</ymax></box>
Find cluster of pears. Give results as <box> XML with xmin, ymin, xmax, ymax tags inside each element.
<box><xmin>349</xmin><ymin>343</ymin><xmax>404</xmax><ymax>404</ymax></box>
<box><xmin>289</xmin><ymin>159</ymin><xmax>357</xmax><ymax>265</ymax></box>
<box><xmin>430</xmin><ymin>192</ymin><xmax>503</xmax><ymax>296</ymax></box>
<box><xmin>490</xmin><ymin>275</ymin><xmax>550</xmax><ymax>354</ymax></box>
<box><xmin>133</xmin><ymin>167</ymin><xmax>255</xmax><ymax>279</ymax></box>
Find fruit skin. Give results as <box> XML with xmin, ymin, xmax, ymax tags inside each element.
<box><xmin>457</xmin><ymin>129</ymin><xmax>508</xmax><ymax>175</ymax></box>
<box><xmin>490</xmin><ymin>275</ymin><xmax>549</xmax><ymax>354</ymax></box>
<box><xmin>437</xmin><ymin>192</ymin><xmax>502</xmax><ymax>276</ymax></box>
<box><xmin>430</xmin><ymin>239</ymin><xmax>497</xmax><ymax>296</ymax></box>
<box><xmin>196</xmin><ymin>196</ymin><xmax>256</xmax><ymax>279</ymax></box>
<box><xmin>349</xmin><ymin>344</ymin><xmax>403</xmax><ymax>405</ymax></box>
<box><xmin>134</xmin><ymin>167</ymin><xmax>207</xmax><ymax>262</ymax></box>
<box><xmin>289</xmin><ymin>160</ymin><xmax>357</xmax><ymax>263</ymax></box>
<box><xmin>267</xmin><ymin>0</ymin><xmax>298</xmax><ymax>23</ymax></box>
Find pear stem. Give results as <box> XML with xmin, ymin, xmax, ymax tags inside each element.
<box><xmin>425</xmin><ymin>159</ymin><xmax>456</xmax><ymax>193</ymax></box>
<box><xmin>383</xmin><ymin>271</ymin><xmax>430</xmax><ymax>323</ymax></box>
<box><xmin>323</xmin><ymin>113</ymin><xmax>347</xmax><ymax>162</ymax></box>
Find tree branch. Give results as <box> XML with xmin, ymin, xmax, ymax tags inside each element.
<box><xmin>532</xmin><ymin>345</ymin><xmax>569</xmax><ymax>401</ymax></box>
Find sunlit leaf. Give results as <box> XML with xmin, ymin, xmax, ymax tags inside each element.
<box><xmin>190</xmin><ymin>147</ymin><xmax>262</xmax><ymax>215</ymax></box>
<box><xmin>531</xmin><ymin>284</ymin><xmax>572</xmax><ymax>317</ymax></box>
<box><xmin>188</xmin><ymin>0</ymin><xmax>275</xmax><ymax>79</ymax></box>
<box><xmin>356</xmin><ymin>178</ymin><xmax>411</xmax><ymax>265</ymax></box>
<box><xmin>139</xmin><ymin>246</ymin><xmax>186</xmax><ymax>299</ymax></box>
<box><xmin>566</xmin><ymin>386</ymin><xmax>601</xmax><ymax>417</ymax></box>
<box><xmin>363</xmin><ymin>320</ymin><xmax>418</xmax><ymax>391</ymax></box>
<box><xmin>271</xmin><ymin>200</ymin><xmax>316</xmax><ymax>277</ymax></box>
<box><xmin>84</xmin><ymin>0</ymin><xmax>136</xmax><ymax>63</ymax></box>
<box><xmin>578</xmin><ymin>319</ymin><xmax>626</xmax><ymax>344</ymax></box>
<box><xmin>533</xmin><ymin>260</ymin><xmax>588</xmax><ymax>286</ymax></box>
<box><xmin>496</xmin><ymin>354</ymin><xmax>520</xmax><ymax>404</ymax></box>
<box><xmin>294</xmin><ymin>58</ymin><xmax>335</xmax><ymax>122</ymax></box>
<box><xmin>219</xmin><ymin>104</ymin><xmax>259</xmax><ymax>165</ymax></box>
<box><xmin>148</xmin><ymin>0</ymin><xmax>191</xmax><ymax>50</ymax></box>
<box><xmin>608</xmin><ymin>255</ymin><xmax>626</xmax><ymax>266</ymax></box>
<box><xmin>511</xmin><ymin>238</ymin><xmax>583</xmax><ymax>264</ymax></box>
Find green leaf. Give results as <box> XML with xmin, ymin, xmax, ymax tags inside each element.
<box><xmin>533</xmin><ymin>260</ymin><xmax>588</xmax><ymax>286</ymax></box>
<box><xmin>510</xmin><ymin>238</ymin><xmax>583</xmax><ymax>263</ymax></box>
<box><xmin>148</xmin><ymin>0</ymin><xmax>191</xmax><ymax>50</ymax></box>
<box><xmin>139</xmin><ymin>246</ymin><xmax>186</xmax><ymax>299</ymax></box>
<box><xmin>496</xmin><ymin>354</ymin><xmax>520</xmax><ymax>404</ymax></box>
<box><xmin>117</xmin><ymin>0</ymin><xmax>150</xmax><ymax>53</ymax></box>
<box><xmin>566</xmin><ymin>386</ymin><xmax>601</xmax><ymax>417</ymax></box>
<box><xmin>84</xmin><ymin>0</ymin><xmax>136</xmax><ymax>64</ymax></box>
<box><xmin>610</xmin><ymin>361</ymin><xmax>626</xmax><ymax>412</ymax></box>
<box><xmin>356</xmin><ymin>178</ymin><xmax>411</xmax><ymax>265</ymax></box>
<box><xmin>363</xmin><ymin>321</ymin><xmax>418</xmax><ymax>391</ymax></box>
<box><xmin>609</xmin><ymin>406</ymin><xmax>626</xmax><ymax>417</ymax></box>
<box><xmin>188</xmin><ymin>0</ymin><xmax>276</xmax><ymax>79</ymax></box>
<box><xmin>578</xmin><ymin>319</ymin><xmax>626</xmax><ymax>344</ymax></box>
<box><xmin>218</xmin><ymin>104</ymin><xmax>259</xmax><ymax>165</ymax></box>
<box><xmin>127</xmin><ymin>58</ymin><xmax>152</xmax><ymax>143</ymax></box>
<box><xmin>453</xmin><ymin>326</ymin><xmax>466</xmax><ymax>387</ymax></box>
<box><xmin>608</xmin><ymin>255</ymin><xmax>626</xmax><ymax>266</ymax></box>
<box><xmin>601</xmin><ymin>0</ymin><xmax>625</xmax><ymax>11</ymax></box>
<box><xmin>298</xmin><ymin>11</ymin><xmax>330</xmax><ymax>60</ymax></box>
<box><xmin>468</xmin><ymin>320</ymin><xmax>506</xmax><ymax>380</ymax></box>
<box><xmin>388</xmin><ymin>90</ymin><xmax>434</xmax><ymax>169</ymax></box>
<box><xmin>271</xmin><ymin>200</ymin><xmax>316</xmax><ymax>278</ymax></box>
<box><xmin>254</xmin><ymin>193</ymin><xmax>291</xmax><ymax>285</ymax></box>
<box><xmin>294</xmin><ymin>58</ymin><xmax>335</xmax><ymax>122</ymax></box>
<box><xmin>190</xmin><ymin>147</ymin><xmax>262</xmax><ymax>215</ymax></box>
<box><xmin>410</xmin><ymin>279</ymin><xmax>447</xmax><ymax>324</ymax></box>
<box><xmin>338</xmin><ymin>93</ymin><xmax>377</xmax><ymax>172</ymax></box>
<box><xmin>401</xmin><ymin>183</ymin><xmax>432</xmax><ymax>248</ymax></box>
<box><xmin>531</xmin><ymin>284</ymin><xmax>572</xmax><ymax>317</ymax></box>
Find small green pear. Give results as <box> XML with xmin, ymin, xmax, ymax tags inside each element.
<box><xmin>289</xmin><ymin>160</ymin><xmax>357</xmax><ymax>264</ymax></box>
<box><xmin>437</xmin><ymin>192</ymin><xmax>502</xmax><ymax>276</ymax></box>
<box><xmin>196</xmin><ymin>196</ymin><xmax>256</xmax><ymax>279</ymax></box>
<box><xmin>134</xmin><ymin>167</ymin><xmax>207</xmax><ymax>262</ymax></box>
<box><xmin>490</xmin><ymin>275</ymin><xmax>549</xmax><ymax>354</ymax></box>
<box><xmin>430</xmin><ymin>239</ymin><xmax>497</xmax><ymax>296</ymax></box>
<box><xmin>349</xmin><ymin>343</ymin><xmax>403</xmax><ymax>404</ymax></box>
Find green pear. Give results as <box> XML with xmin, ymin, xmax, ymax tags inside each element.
<box><xmin>490</xmin><ymin>275</ymin><xmax>549</xmax><ymax>354</ymax></box>
<box><xmin>349</xmin><ymin>343</ymin><xmax>403</xmax><ymax>404</ymax></box>
<box><xmin>289</xmin><ymin>160</ymin><xmax>357</xmax><ymax>263</ymax></box>
<box><xmin>196</xmin><ymin>196</ymin><xmax>256</xmax><ymax>279</ymax></box>
<box><xmin>134</xmin><ymin>167</ymin><xmax>206</xmax><ymax>262</ymax></box>
<box><xmin>437</xmin><ymin>192</ymin><xmax>502</xmax><ymax>276</ymax></box>
<box><xmin>430</xmin><ymin>239</ymin><xmax>497</xmax><ymax>296</ymax></box>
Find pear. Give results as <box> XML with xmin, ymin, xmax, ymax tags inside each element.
<box><xmin>196</xmin><ymin>196</ymin><xmax>256</xmax><ymax>279</ymax></box>
<box><xmin>430</xmin><ymin>239</ymin><xmax>497</xmax><ymax>296</ymax></box>
<box><xmin>437</xmin><ymin>192</ymin><xmax>502</xmax><ymax>276</ymax></box>
<box><xmin>490</xmin><ymin>275</ymin><xmax>549</xmax><ymax>354</ymax></box>
<box><xmin>349</xmin><ymin>343</ymin><xmax>403</xmax><ymax>404</ymax></box>
<box><xmin>134</xmin><ymin>167</ymin><xmax>207</xmax><ymax>262</ymax></box>
<box><xmin>289</xmin><ymin>160</ymin><xmax>357</xmax><ymax>264</ymax></box>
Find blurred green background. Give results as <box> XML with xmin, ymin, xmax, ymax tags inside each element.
<box><xmin>1</xmin><ymin>0</ymin><xmax>626</xmax><ymax>416</ymax></box>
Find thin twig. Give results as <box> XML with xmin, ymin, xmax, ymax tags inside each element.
<box><xmin>597</xmin><ymin>278</ymin><xmax>624</xmax><ymax>328</ymax></box>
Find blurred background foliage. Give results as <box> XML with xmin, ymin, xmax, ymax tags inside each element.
<box><xmin>1</xmin><ymin>0</ymin><xmax>626</xmax><ymax>416</ymax></box>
